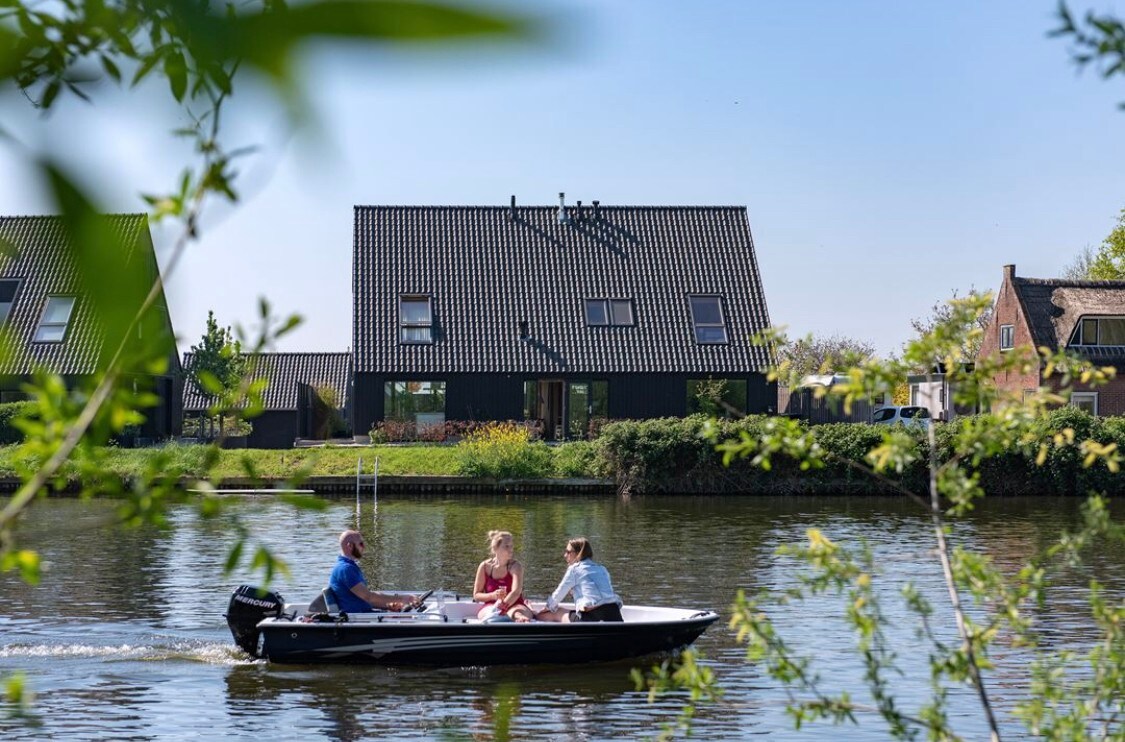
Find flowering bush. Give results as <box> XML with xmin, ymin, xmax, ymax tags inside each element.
<box><xmin>369</xmin><ymin>419</ymin><xmax>543</xmax><ymax>444</ymax></box>
<box><xmin>455</xmin><ymin>422</ymin><xmax>553</xmax><ymax>479</ymax></box>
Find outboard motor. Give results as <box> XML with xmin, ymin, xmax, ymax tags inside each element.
<box><xmin>226</xmin><ymin>585</ymin><xmax>284</xmax><ymax>657</ymax></box>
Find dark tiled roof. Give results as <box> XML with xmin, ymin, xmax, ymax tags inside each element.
<box><xmin>0</xmin><ymin>214</ymin><xmax>173</xmax><ymax>376</ymax></box>
<box><xmin>182</xmin><ymin>352</ymin><xmax>352</xmax><ymax>411</ymax></box>
<box><xmin>353</xmin><ymin>205</ymin><xmax>774</xmax><ymax>374</ymax></box>
<box><xmin>1013</xmin><ymin>276</ymin><xmax>1125</xmax><ymax>361</ymax></box>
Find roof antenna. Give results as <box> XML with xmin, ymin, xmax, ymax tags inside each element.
<box><xmin>558</xmin><ymin>192</ymin><xmax>569</xmax><ymax>224</ymax></box>
<box><xmin>509</xmin><ymin>195</ymin><xmax>516</xmax><ymax>220</ymax></box>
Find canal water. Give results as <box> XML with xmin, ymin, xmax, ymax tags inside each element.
<box><xmin>1</xmin><ymin>494</ymin><xmax>1121</xmax><ymax>740</ymax></box>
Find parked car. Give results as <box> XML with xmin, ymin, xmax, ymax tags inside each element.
<box><xmin>872</xmin><ymin>406</ymin><xmax>932</xmax><ymax>429</ymax></box>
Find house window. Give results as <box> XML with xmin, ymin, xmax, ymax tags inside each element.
<box><xmin>384</xmin><ymin>381</ymin><xmax>445</xmax><ymax>423</ymax></box>
<box><xmin>584</xmin><ymin>299</ymin><xmax>635</xmax><ymax>327</ymax></box>
<box><xmin>399</xmin><ymin>296</ymin><xmax>433</xmax><ymax>344</ymax></box>
<box><xmin>33</xmin><ymin>296</ymin><xmax>76</xmax><ymax>342</ymax></box>
<box><xmin>686</xmin><ymin>378</ymin><xmax>747</xmax><ymax>418</ymax></box>
<box><xmin>0</xmin><ymin>280</ymin><xmax>19</xmax><ymax>327</ymax></box>
<box><xmin>585</xmin><ymin>299</ymin><xmax>608</xmax><ymax>326</ymax></box>
<box><xmin>688</xmin><ymin>296</ymin><xmax>728</xmax><ymax>344</ymax></box>
<box><xmin>999</xmin><ymin>324</ymin><xmax>1014</xmax><ymax>350</ymax></box>
<box><xmin>1071</xmin><ymin>392</ymin><xmax>1098</xmax><ymax>416</ymax></box>
<box><xmin>1070</xmin><ymin>317</ymin><xmax>1125</xmax><ymax>346</ymax></box>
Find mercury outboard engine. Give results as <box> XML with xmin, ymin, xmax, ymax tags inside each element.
<box><xmin>226</xmin><ymin>585</ymin><xmax>284</xmax><ymax>657</ymax></box>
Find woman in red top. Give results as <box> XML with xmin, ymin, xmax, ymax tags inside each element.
<box><xmin>473</xmin><ymin>530</ymin><xmax>534</xmax><ymax>622</ymax></box>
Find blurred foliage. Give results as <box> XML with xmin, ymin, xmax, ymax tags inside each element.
<box><xmin>0</xmin><ymin>0</ymin><xmax>530</xmax><ymax>708</ymax></box>
<box><xmin>1085</xmin><ymin>208</ymin><xmax>1125</xmax><ymax>280</ymax></box>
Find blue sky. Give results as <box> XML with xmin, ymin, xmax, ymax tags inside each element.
<box><xmin>1</xmin><ymin>0</ymin><xmax>1122</xmax><ymax>357</ymax></box>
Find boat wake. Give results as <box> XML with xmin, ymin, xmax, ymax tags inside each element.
<box><xmin>0</xmin><ymin>638</ymin><xmax>255</xmax><ymax>666</ymax></box>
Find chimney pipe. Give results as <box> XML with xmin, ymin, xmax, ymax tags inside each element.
<box><xmin>592</xmin><ymin>200</ymin><xmax>600</xmax><ymax>220</ymax></box>
<box><xmin>509</xmin><ymin>195</ymin><xmax>516</xmax><ymax>220</ymax></box>
<box><xmin>558</xmin><ymin>192</ymin><xmax>569</xmax><ymax>224</ymax></box>
<box><xmin>576</xmin><ymin>200</ymin><xmax>583</xmax><ymax>221</ymax></box>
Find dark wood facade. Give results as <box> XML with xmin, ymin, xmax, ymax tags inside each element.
<box><xmin>354</xmin><ymin>372</ymin><xmax>776</xmax><ymax>439</ymax></box>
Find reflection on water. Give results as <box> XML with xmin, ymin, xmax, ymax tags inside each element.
<box><xmin>0</xmin><ymin>494</ymin><xmax>1121</xmax><ymax>740</ymax></box>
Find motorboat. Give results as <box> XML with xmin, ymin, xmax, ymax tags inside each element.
<box><xmin>226</xmin><ymin>585</ymin><xmax>720</xmax><ymax>666</ymax></box>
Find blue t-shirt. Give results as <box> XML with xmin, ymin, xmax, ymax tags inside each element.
<box><xmin>329</xmin><ymin>555</ymin><xmax>373</xmax><ymax>613</ymax></box>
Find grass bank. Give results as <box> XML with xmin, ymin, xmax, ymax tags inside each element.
<box><xmin>0</xmin><ymin>441</ymin><xmax>598</xmax><ymax>480</ymax></box>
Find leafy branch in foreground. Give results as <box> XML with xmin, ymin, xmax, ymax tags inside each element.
<box><xmin>640</xmin><ymin>293</ymin><xmax>1124</xmax><ymax>740</ymax></box>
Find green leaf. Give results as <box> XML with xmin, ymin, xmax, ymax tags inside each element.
<box><xmin>100</xmin><ymin>55</ymin><xmax>121</xmax><ymax>82</ymax></box>
<box><xmin>163</xmin><ymin>49</ymin><xmax>187</xmax><ymax>101</ymax></box>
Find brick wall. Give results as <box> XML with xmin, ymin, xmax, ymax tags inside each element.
<box><xmin>979</xmin><ymin>265</ymin><xmax>1040</xmax><ymax>400</ymax></box>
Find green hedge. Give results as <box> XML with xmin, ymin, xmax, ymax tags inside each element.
<box><xmin>0</xmin><ymin>402</ymin><xmax>33</xmax><ymax>445</ymax></box>
<box><xmin>592</xmin><ymin>409</ymin><xmax>1125</xmax><ymax>496</ymax></box>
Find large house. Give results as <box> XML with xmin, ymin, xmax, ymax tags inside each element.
<box><xmin>0</xmin><ymin>214</ymin><xmax>181</xmax><ymax>439</ymax></box>
<box><xmin>182</xmin><ymin>351</ymin><xmax>352</xmax><ymax>448</ymax></box>
<box><xmin>351</xmin><ymin>197</ymin><xmax>776</xmax><ymax>440</ymax></box>
<box><xmin>979</xmin><ymin>264</ymin><xmax>1125</xmax><ymax>416</ymax></box>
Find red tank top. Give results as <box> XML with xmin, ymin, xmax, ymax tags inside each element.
<box><xmin>484</xmin><ymin>563</ymin><xmax>527</xmax><ymax>611</ymax></box>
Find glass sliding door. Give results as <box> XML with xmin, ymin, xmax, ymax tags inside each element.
<box><xmin>567</xmin><ymin>382</ymin><xmax>589</xmax><ymax>439</ymax></box>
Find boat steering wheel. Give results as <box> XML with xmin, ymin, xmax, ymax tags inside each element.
<box><xmin>403</xmin><ymin>589</ymin><xmax>435</xmax><ymax>612</ymax></box>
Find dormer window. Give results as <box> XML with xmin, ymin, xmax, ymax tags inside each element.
<box><xmin>0</xmin><ymin>279</ymin><xmax>19</xmax><ymax>326</ymax></box>
<box><xmin>688</xmin><ymin>295</ymin><xmax>728</xmax><ymax>344</ymax></box>
<box><xmin>584</xmin><ymin>299</ymin><xmax>635</xmax><ymax>327</ymax></box>
<box><xmin>34</xmin><ymin>296</ymin><xmax>76</xmax><ymax>343</ymax></box>
<box><xmin>399</xmin><ymin>295</ymin><xmax>433</xmax><ymax>344</ymax></box>
<box><xmin>1069</xmin><ymin>316</ymin><xmax>1125</xmax><ymax>347</ymax></box>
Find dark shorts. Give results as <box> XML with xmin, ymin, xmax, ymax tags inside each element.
<box><xmin>569</xmin><ymin>602</ymin><xmax>624</xmax><ymax>623</ymax></box>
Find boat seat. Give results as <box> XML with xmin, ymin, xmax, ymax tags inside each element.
<box><xmin>306</xmin><ymin>587</ymin><xmax>340</xmax><ymax>614</ymax></box>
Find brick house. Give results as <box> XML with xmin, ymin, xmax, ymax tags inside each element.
<box><xmin>351</xmin><ymin>197</ymin><xmax>777</xmax><ymax>440</ymax></box>
<box><xmin>979</xmin><ymin>264</ymin><xmax>1125</xmax><ymax>415</ymax></box>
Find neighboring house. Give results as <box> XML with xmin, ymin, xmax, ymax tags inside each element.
<box><xmin>907</xmin><ymin>363</ymin><xmax>979</xmax><ymax>422</ymax></box>
<box><xmin>182</xmin><ymin>351</ymin><xmax>352</xmax><ymax>448</ymax></box>
<box><xmin>979</xmin><ymin>264</ymin><xmax>1125</xmax><ymax>416</ymax></box>
<box><xmin>352</xmin><ymin>198</ymin><xmax>777</xmax><ymax>440</ymax></box>
<box><xmin>0</xmin><ymin>214</ymin><xmax>181</xmax><ymax>439</ymax></box>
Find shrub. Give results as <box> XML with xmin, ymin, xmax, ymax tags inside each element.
<box><xmin>553</xmin><ymin>441</ymin><xmax>598</xmax><ymax>477</ymax></box>
<box><xmin>455</xmin><ymin>422</ymin><xmax>553</xmax><ymax>479</ymax></box>
<box><xmin>0</xmin><ymin>401</ymin><xmax>33</xmax><ymax>444</ymax></box>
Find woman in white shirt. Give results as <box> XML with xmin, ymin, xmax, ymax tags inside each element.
<box><xmin>535</xmin><ymin>537</ymin><xmax>623</xmax><ymax>622</ymax></box>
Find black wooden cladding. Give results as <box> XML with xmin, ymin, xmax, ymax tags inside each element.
<box><xmin>352</xmin><ymin>372</ymin><xmax>776</xmax><ymax>436</ymax></box>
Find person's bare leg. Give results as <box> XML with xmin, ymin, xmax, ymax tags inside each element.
<box><xmin>535</xmin><ymin>608</ymin><xmax>564</xmax><ymax>622</ymax></box>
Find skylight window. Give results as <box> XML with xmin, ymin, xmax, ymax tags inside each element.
<box><xmin>34</xmin><ymin>296</ymin><xmax>76</xmax><ymax>343</ymax></box>
<box><xmin>399</xmin><ymin>295</ymin><xmax>433</xmax><ymax>344</ymax></box>
<box><xmin>0</xmin><ymin>280</ymin><xmax>19</xmax><ymax>327</ymax></box>
<box><xmin>585</xmin><ymin>299</ymin><xmax>634</xmax><ymax>327</ymax></box>
<box><xmin>688</xmin><ymin>295</ymin><xmax>728</xmax><ymax>344</ymax></box>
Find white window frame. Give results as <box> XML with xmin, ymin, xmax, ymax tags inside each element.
<box><xmin>33</xmin><ymin>295</ymin><xmax>76</xmax><ymax>343</ymax></box>
<box><xmin>688</xmin><ymin>295</ymin><xmax>729</xmax><ymax>344</ymax></box>
<box><xmin>999</xmin><ymin>324</ymin><xmax>1014</xmax><ymax>351</ymax></box>
<box><xmin>1070</xmin><ymin>392</ymin><xmax>1098</xmax><ymax>416</ymax></box>
<box><xmin>399</xmin><ymin>295</ymin><xmax>433</xmax><ymax>344</ymax></box>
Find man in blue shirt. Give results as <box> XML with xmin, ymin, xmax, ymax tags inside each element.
<box><xmin>329</xmin><ymin>530</ymin><xmax>417</xmax><ymax>613</ymax></box>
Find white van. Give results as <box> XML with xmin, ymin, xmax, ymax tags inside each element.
<box><xmin>872</xmin><ymin>405</ymin><xmax>932</xmax><ymax>429</ymax></box>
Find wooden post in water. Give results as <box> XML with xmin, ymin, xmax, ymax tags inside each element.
<box><xmin>372</xmin><ymin>457</ymin><xmax>380</xmax><ymax>526</ymax></box>
<box><xmin>355</xmin><ymin>457</ymin><xmax>362</xmax><ymax>525</ymax></box>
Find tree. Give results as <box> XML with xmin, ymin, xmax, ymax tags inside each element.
<box><xmin>775</xmin><ymin>333</ymin><xmax>877</xmax><ymax>382</ymax></box>
<box><xmin>908</xmin><ymin>288</ymin><xmax>993</xmax><ymax>361</ymax></box>
<box><xmin>1062</xmin><ymin>244</ymin><xmax>1098</xmax><ymax>280</ymax></box>
<box><xmin>188</xmin><ymin>310</ymin><xmax>247</xmax><ymax>438</ymax></box>
<box><xmin>1086</xmin><ymin>209</ymin><xmax>1125</xmax><ymax>280</ymax></box>
<box><xmin>639</xmin><ymin>294</ymin><xmax>1125</xmax><ymax>740</ymax></box>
